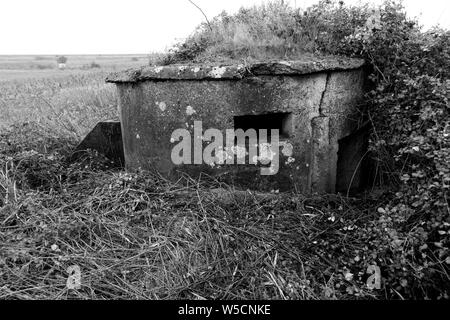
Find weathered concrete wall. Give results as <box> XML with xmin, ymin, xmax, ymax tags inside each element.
<box><xmin>107</xmin><ymin>57</ymin><xmax>366</xmax><ymax>193</ymax></box>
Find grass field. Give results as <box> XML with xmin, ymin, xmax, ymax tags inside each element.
<box><xmin>0</xmin><ymin>55</ymin><xmax>141</xmax><ymax>136</ymax></box>
<box><xmin>0</xmin><ymin>54</ymin><xmax>150</xmax><ymax>71</ymax></box>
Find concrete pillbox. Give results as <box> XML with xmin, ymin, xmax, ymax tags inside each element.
<box><xmin>106</xmin><ymin>56</ymin><xmax>368</xmax><ymax>194</ymax></box>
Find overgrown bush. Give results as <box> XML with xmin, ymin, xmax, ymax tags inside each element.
<box><xmin>331</xmin><ymin>1</ymin><xmax>449</xmax><ymax>299</ymax></box>
<box><xmin>164</xmin><ymin>0</ymin><xmax>450</xmax><ymax>299</ymax></box>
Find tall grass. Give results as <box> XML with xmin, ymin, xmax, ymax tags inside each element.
<box><xmin>0</xmin><ymin>71</ymin><xmax>117</xmax><ymax>139</ymax></box>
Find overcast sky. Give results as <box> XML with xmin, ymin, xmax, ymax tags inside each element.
<box><xmin>0</xmin><ymin>0</ymin><xmax>448</xmax><ymax>55</ymax></box>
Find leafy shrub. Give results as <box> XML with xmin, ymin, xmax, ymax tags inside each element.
<box><xmin>164</xmin><ymin>0</ymin><xmax>450</xmax><ymax>299</ymax></box>
<box><xmin>333</xmin><ymin>1</ymin><xmax>449</xmax><ymax>299</ymax></box>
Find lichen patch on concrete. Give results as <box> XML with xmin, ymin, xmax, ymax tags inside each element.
<box><xmin>280</xmin><ymin>141</ymin><xmax>294</xmax><ymax>157</ymax></box>
<box><xmin>156</xmin><ymin>101</ymin><xmax>167</xmax><ymax>112</ymax></box>
<box><xmin>209</xmin><ymin>66</ymin><xmax>228</xmax><ymax>78</ymax></box>
<box><xmin>285</xmin><ymin>156</ymin><xmax>295</xmax><ymax>165</ymax></box>
<box><xmin>186</xmin><ymin>105</ymin><xmax>196</xmax><ymax>115</ymax></box>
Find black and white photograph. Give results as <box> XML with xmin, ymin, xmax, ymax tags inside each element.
<box><xmin>0</xmin><ymin>0</ymin><xmax>449</xmax><ymax>308</ymax></box>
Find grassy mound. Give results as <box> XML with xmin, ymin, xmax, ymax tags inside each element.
<box><xmin>162</xmin><ymin>0</ymin><xmax>372</xmax><ymax>64</ymax></box>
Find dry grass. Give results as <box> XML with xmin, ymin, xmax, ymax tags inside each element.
<box><xmin>0</xmin><ymin>123</ymin><xmax>380</xmax><ymax>299</ymax></box>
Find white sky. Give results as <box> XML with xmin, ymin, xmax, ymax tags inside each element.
<box><xmin>0</xmin><ymin>0</ymin><xmax>448</xmax><ymax>55</ymax></box>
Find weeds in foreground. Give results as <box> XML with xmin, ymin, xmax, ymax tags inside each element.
<box><xmin>0</xmin><ymin>123</ymin><xmax>447</xmax><ymax>299</ymax></box>
<box><xmin>0</xmin><ymin>124</ymin><xmax>374</xmax><ymax>300</ymax></box>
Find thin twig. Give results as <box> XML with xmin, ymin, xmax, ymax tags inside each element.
<box><xmin>187</xmin><ymin>0</ymin><xmax>213</xmax><ymax>31</ymax></box>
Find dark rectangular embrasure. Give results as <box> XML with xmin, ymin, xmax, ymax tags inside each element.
<box><xmin>233</xmin><ymin>112</ymin><xmax>292</xmax><ymax>139</ymax></box>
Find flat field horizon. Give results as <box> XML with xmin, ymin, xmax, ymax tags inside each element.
<box><xmin>0</xmin><ymin>54</ymin><xmax>158</xmax><ymax>135</ymax></box>
<box><xmin>0</xmin><ymin>54</ymin><xmax>155</xmax><ymax>82</ymax></box>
